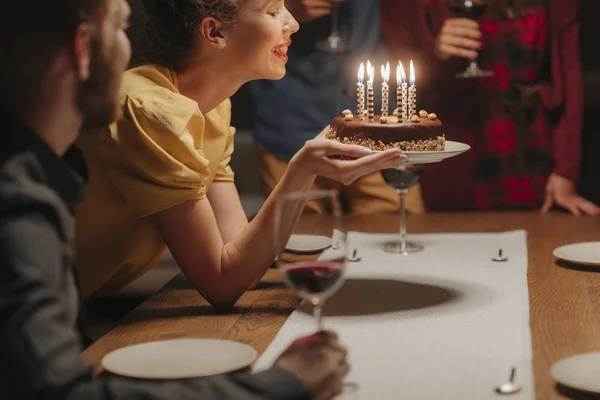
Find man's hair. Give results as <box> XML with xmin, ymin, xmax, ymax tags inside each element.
<box><xmin>0</xmin><ymin>0</ymin><xmax>107</xmax><ymax>106</ymax></box>
<box><xmin>142</xmin><ymin>0</ymin><xmax>243</xmax><ymax>70</ymax></box>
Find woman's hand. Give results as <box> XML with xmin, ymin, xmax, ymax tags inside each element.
<box><xmin>290</xmin><ymin>135</ymin><xmax>407</xmax><ymax>186</ymax></box>
<box><xmin>434</xmin><ymin>18</ymin><xmax>482</xmax><ymax>61</ymax></box>
<box><xmin>541</xmin><ymin>173</ymin><xmax>600</xmax><ymax>216</ymax></box>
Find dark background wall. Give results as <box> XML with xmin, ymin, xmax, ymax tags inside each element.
<box><xmin>127</xmin><ymin>0</ymin><xmax>600</xmax><ymax>204</ymax></box>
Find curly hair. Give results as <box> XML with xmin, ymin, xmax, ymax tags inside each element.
<box><xmin>142</xmin><ymin>0</ymin><xmax>244</xmax><ymax>70</ymax></box>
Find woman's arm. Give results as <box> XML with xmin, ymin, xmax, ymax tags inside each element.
<box><xmin>540</xmin><ymin>0</ymin><xmax>600</xmax><ymax>216</ymax></box>
<box><xmin>206</xmin><ymin>182</ymin><xmax>248</xmax><ymax>244</ymax></box>
<box><xmin>547</xmin><ymin>0</ymin><xmax>583</xmax><ymax>183</ymax></box>
<box><xmin>154</xmin><ymin>139</ymin><xmax>404</xmax><ymax>309</ymax></box>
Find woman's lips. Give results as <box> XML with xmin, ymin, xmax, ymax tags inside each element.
<box><xmin>272</xmin><ymin>41</ymin><xmax>291</xmax><ymax>62</ymax></box>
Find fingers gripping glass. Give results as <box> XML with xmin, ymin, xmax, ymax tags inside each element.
<box><xmin>275</xmin><ymin>191</ymin><xmax>359</xmax><ymax>399</ymax></box>
<box><xmin>448</xmin><ymin>0</ymin><xmax>494</xmax><ymax>79</ymax></box>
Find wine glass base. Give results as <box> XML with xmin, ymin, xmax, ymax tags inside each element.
<box><xmin>315</xmin><ymin>35</ymin><xmax>349</xmax><ymax>53</ymax></box>
<box><xmin>455</xmin><ymin>65</ymin><xmax>494</xmax><ymax>79</ymax></box>
<box><xmin>337</xmin><ymin>381</ymin><xmax>360</xmax><ymax>399</ymax></box>
<box><xmin>383</xmin><ymin>241</ymin><xmax>424</xmax><ymax>255</ymax></box>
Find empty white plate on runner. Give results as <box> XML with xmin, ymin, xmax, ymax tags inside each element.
<box><xmin>285</xmin><ymin>234</ymin><xmax>332</xmax><ymax>253</ymax></box>
<box><xmin>101</xmin><ymin>339</ymin><xmax>258</xmax><ymax>379</ymax></box>
<box><xmin>553</xmin><ymin>242</ymin><xmax>600</xmax><ymax>266</ymax></box>
<box><xmin>551</xmin><ymin>352</ymin><xmax>600</xmax><ymax>393</ymax></box>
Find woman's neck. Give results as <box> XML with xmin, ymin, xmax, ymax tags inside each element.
<box><xmin>176</xmin><ymin>54</ymin><xmax>246</xmax><ymax>115</ymax></box>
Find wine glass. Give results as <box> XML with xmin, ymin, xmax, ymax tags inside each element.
<box><xmin>275</xmin><ymin>190</ymin><xmax>347</xmax><ymax>330</ymax></box>
<box><xmin>315</xmin><ymin>4</ymin><xmax>349</xmax><ymax>53</ymax></box>
<box><xmin>381</xmin><ymin>165</ymin><xmax>424</xmax><ymax>255</ymax></box>
<box><xmin>448</xmin><ymin>0</ymin><xmax>494</xmax><ymax>79</ymax></box>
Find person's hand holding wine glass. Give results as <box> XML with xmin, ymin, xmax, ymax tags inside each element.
<box><xmin>275</xmin><ymin>331</ymin><xmax>349</xmax><ymax>400</ymax></box>
<box><xmin>437</xmin><ymin>0</ymin><xmax>493</xmax><ymax>78</ymax></box>
<box><xmin>434</xmin><ymin>16</ymin><xmax>481</xmax><ymax>61</ymax></box>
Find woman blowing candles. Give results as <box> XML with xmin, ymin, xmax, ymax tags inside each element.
<box><xmin>381</xmin><ymin>0</ymin><xmax>599</xmax><ymax>216</ymax></box>
<box><xmin>75</xmin><ymin>0</ymin><xmax>405</xmax><ymax>308</ymax></box>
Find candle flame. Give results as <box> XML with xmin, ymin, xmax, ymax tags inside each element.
<box><xmin>381</xmin><ymin>64</ymin><xmax>390</xmax><ymax>84</ymax></box>
<box><xmin>358</xmin><ymin>63</ymin><xmax>365</xmax><ymax>84</ymax></box>
<box><xmin>398</xmin><ymin>61</ymin><xmax>406</xmax><ymax>85</ymax></box>
<box><xmin>409</xmin><ymin>60</ymin><xmax>415</xmax><ymax>86</ymax></box>
<box><xmin>367</xmin><ymin>61</ymin><xmax>374</xmax><ymax>86</ymax></box>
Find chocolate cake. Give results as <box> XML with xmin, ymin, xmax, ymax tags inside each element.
<box><xmin>327</xmin><ymin>110</ymin><xmax>445</xmax><ymax>151</ymax></box>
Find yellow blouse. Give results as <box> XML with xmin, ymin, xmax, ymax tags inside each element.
<box><xmin>75</xmin><ymin>64</ymin><xmax>235</xmax><ymax>299</ymax></box>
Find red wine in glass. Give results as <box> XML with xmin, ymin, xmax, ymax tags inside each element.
<box><xmin>449</xmin><ymin>2</ymin><xmax>488</xmax><ymax>19</ymax></box>
<box><xmin>283</xmin><ymin>261</ymin><xmax>345</xmax><ymax>300</ymax></box>
<box><xmin>381</xmin><ymin>166</ymin><xmax>424</xmax><ymax>254</ymax></box>
<box><xmin>381</xmin><ymin>167</ymin><xmax>421</xmax><ymax>191</ymax></box>
<box><xmin>448</xmin><ymin>0</ymin><xmax>494</xmax><ymax>78</ymax></box>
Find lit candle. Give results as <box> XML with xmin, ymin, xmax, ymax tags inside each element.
<box><xmin>367</xmin><ymin>60</ymin><xmax>374</xmax><ymax>122</ymax></box>
<box><xmin>381</xmin><ymin>62</ymin><xmax>390</xmax><ymax>118</ymax></box>
<box><xmin>408</xmin><ymin>60</ymin><xmax>416</xmax><ymax>119</ymax></box>
<box><xmin>398</xmin><ymin>61</ymin><xmax>408</xmax><ymax>123</ymax></box>
<box><xmin>357</xmin><ymin>63</ymin><xmax>365</xmax><ymax>121</ymax></box>
<box><xmin>396</xmin><ymin>64</ymin><xmax>401</xmax><ymax>118</ymax></box>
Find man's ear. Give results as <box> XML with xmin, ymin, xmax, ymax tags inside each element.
<box><xmin>199</xmin><ymin>17</ymin><xmax>229</xmax><ymax>50</ymax></box>
<box><xmin>73</xmin><ymin>24</ymin><xmax>92</xmax><ymax>81</ymax></box>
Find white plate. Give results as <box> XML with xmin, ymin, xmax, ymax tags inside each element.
<box><xmin>101</xmin><ymin>339</ymin><xmax>257</xmax><ymax>379</ymax></box>
<box><xmin>285</xmin><ymin>234</ymin><xmax>332</xmax><ymax>253</ymax></box>
<box><xmin>551</xmin><ymin>352</ymin><xmax>600</xmax><ymax>393</ymax></box>
<box><xmin>375</xmin><ymin>140</ymin><xmax>470</xmax><ymax>164</ymax></box>
<box><xmin>405</xmin><ymin>140</ymin><xmax>470</xmax><ymax>164</ymax></box>
<box><xmin>553</xmin><ymin>242</ymin><xmax>600</xmax><ymax>266</ymax></box>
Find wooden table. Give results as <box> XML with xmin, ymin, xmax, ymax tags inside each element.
<box><xmin>82</xmin><ymin>212</ymin><xmax>600</xmax><ymax>399</ymax></box>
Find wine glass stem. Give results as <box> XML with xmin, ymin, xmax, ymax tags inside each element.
<box><xmin>314</xmin><ymin>303</ymin><xmax>323</xmax><ymax>331</ymax></box>
<box><xmin>398</xmin><ymin>189</ymin><xmax>408</xmax><ymax>251</ymax></box>
<box><xmin>331</xmin><ymin>4</ymin><xmax>340</xmax><ymax>36</ymax></box>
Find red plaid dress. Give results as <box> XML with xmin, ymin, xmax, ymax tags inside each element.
<box><xmin>385</xmin><ymin>0</ymin><xmax>562</xmax><ymax>211</ymax></box>
<box><xmin>427</xmin><ymin>0</ymin><xmax>552</xmax><ymax>210</ymax></box>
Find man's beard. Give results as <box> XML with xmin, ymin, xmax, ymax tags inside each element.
<box><xmin>77</xmin><ymin>36</ymin><xmax>120</xmax><ymax>130</ymax></box>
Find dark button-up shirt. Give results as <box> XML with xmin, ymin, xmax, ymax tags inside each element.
<box><xmin>0</xmin><ymin>109</ymin><xmax>310</xmax><ymax>400</ymax></box>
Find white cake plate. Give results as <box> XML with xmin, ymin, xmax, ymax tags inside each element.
<box><xmin>376</xmin><ymin>140</ymin><xmax>470</xmax><ymax>164</ymax></box>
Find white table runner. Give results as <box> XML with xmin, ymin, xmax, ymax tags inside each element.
<box><xmin>255</xmin><ymin>231</ymin><xmax>534</xmax><ymax>399</ymax></box>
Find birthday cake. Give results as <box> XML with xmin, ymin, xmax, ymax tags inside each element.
<box><xmin>326</xmin><ymin>109</ymin><xmax>445</xmax><ymax>152</ymax></box>
<box><xmin>326</xmin><ymin>61</ymin><xmax>445</xmax><ymax>151</ymax></box>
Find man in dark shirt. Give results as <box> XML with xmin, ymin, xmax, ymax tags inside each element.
<box><xmin>0</xmin><ymin>1</ymin><xmax>349</xmax><ymax>399</ymax></box>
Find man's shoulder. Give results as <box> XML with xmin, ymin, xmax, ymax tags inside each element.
<box><xmin>0</xmin><ymin>153</ymin><xmax>66</xmax><ymax>219</ymax></box>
